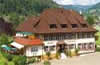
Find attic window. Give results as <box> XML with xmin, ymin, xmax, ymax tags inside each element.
<box><xmin>71</xmin><ymin>24</ymin><xmax>78</xmax><ymax>28</ymax></box>
<box><xmin>60</xmin><ymin>24</ymin><xmax>67</xmax><ymax>28</ymax></box>
<box><xmin>81</xmin><ymin>24</ymin><xmax>88</xmax><ymax>28</ymax></box>
<box><xmin>50</xmin><ymin>24</ymin><xmax>57</xmax><ymax>29</ymax></box>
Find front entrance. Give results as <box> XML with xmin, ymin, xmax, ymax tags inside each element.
<box><xmin>56</xmin><ymin>41</ymin><xmax>66</xmax><ymax>53</ymax></box>
<box><xmin>57</xmin><ymin>44</ymin><xmax>65</xmax><ymax>53</ymax></box>
<box><xmin>56</xmin><ymin>41</ymin><xmax>67</xmax><ymax>59</ymax></box>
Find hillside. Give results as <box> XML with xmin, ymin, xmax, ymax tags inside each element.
<box><xmin>0</xmin><ymin>0</ymin><xmax>58</xmax><ymax>16</ymax></box>
<box><xmin>0</xmin><ymin>0</ymin><xmax>58</xmax><ymax>35</ymax></box>
<box><xmin>63</xmin><ymin>5</ymin><xmax>92</xmax><ymax>12</ymax></box>
<box><xmin>88</xmin><ymin>3</ymin><xmax>100</xmax><ymax>16</ymax></box>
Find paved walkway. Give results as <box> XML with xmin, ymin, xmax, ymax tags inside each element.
<box><xmin>32</xmin><ymin>52</ymin><xmax>100</xmax><ymax>65</ymax></box>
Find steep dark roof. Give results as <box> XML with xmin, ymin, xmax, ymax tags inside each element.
<box><xmin>16</xmin><ymin>8</ymin><xmax>96</xmax><ymax>34</ymax></box>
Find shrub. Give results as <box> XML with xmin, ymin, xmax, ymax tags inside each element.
<box><xmin>27</xmin><ymin>57</ymin><xmax>36</xmax><ymax>64</ymax></box>
<box><xmin>2</xmin><ymin>53</ymin><xmax>13</xmax><ymax>61</ymax></box>
<box><xmin>67</xmin><ymin>50</ymin><xmax>72</xmax><ymax>57</ymax></box>
<box><xmin>56</xmin><ymin>51</ymin><xmax>60</xmax><ymax>59</ymax></box>
<box><xmin>46</xmin><ymin>52</ymin><xmax>51</xmax><ymax>57</ymax></box>
<box><xmin>8</xmin><ymin>61</ymin><xmax>15</xmax><ymax>65</ymax></box>
<box><xmin>12</xmin><ymin>55</ymin><xmax>27</xmax><ymax>65</ymax></box>
<box><xmin>0</xmin><ymin>34</ymin><xmax>9</xmax><ymax>47</ymax></box>
<box><xmin>46</xmin><ymin>52</ymin><xmax>51</xmax><ymax>60</ymax></box>
<box><xmin>75</xmin><ymin>48</ymin><xmax>80</xmax><ymax>56</ymax></box>
<box><xmin>44</xmin><ymin>61</ymin><xmax>51</xmax><ymax>65</ymax></box>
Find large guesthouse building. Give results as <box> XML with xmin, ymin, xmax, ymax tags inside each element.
<box><xmin>12</xmin><ymin>8</ymin><xmax>96</xmax><ymax>58</ymax></box>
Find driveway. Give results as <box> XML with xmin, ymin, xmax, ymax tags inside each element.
<box><xmin>33</xmin><ymin>52</ymin><xmax>100</xmax><ymax>65</ymax></box>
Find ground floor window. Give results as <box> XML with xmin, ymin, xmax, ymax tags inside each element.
<box><xmin>78</xmin><ymin>43</ymin><xmax>95</xmax><ymax>50</ymax></box>
<box><xmin>88</xmin><ymin>43</ymin><xmax>95</xmax><ymax>50</ymax></box>
<box><xmin>44</xmin><ymin>45</ymin><xmax>56</xmax><ymax>52</ymax></box>
<box><xmin>65</xmin><ymin>44</ymin><xmax>75</xmax><ymax>50</ymax></box>
<box><xmin>44</xmin><ymin>46</ymin><xmax>48</xmax><ymax>52</ymax></box>
<box><xmin>31</xmin><ymin>47</ymin><xmax>38</xmax><ymax>52</ymax></box>
<box><xmin>49</xmin><ymin>46</ymin><xmax>55</xmax><ymax>51</ymax></box>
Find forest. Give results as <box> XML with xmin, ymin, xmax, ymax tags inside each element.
<box><xmin>0</xmin><ymin>0</ymin><xmax>58</xmax><ymax>34</ymax></box>
<box><xmin>0</xmin><ymin>0</ymin><xmax>58</xmax><ymax>65</ymax></box>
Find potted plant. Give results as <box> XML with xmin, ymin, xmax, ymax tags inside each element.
<box><xmin>75</xmin><ymin>48</ymin><xmax>80</xmax><ymax>56</ymax></box>
<box><xmin>56</xmin><ymin>51</ymin><xmax>60</xmax><ymax>59</ymax></box>
<box><xmin>46</xmin><ymin>52</ymin><xmax>51</xmax><ymax>60</ymax></box>
<box><xmin>67</xmin><ymin>50</ymin><xmax>72</xmax><ymax>57</ymax></box>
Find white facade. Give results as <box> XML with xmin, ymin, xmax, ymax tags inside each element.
<box><xmin>25</xmin><ymin>37</ymin><xmax>95</xmax><ymax>57</ymax></box>
<box><xmin>25</xmin><ymin>46</ymin><xmax>43</xmax><ymax>57</ymax></box>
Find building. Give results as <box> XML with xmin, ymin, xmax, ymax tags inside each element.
<box><xmin>0</xmin><ymin>17</ymin><xmax>14</xmax><ymax>35</ymax></box>
<box><xmin>11</xmin><ymin>8</ymin><xmax>96</xmax><ymax>58</ymax></box>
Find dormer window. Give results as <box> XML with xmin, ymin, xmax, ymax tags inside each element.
<box><xmin>60</xmin><ymin>24</ymin><xmax>67</xmax><ymax>28</ymax></box>
<box><xmin>50</xmin><ymin>24</ymin><xmax>57</xmax><ymax>29</ymax></box>
<box><xmin>71</xmin><ymin>24</ymin><xmax>78</xmax><ymax>28</ymax></box>
<box><xmin>81</xmin><ymin>24</ymin><xmax>88</xmax><ymax>28</ymax></box>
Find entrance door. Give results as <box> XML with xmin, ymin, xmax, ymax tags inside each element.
<box><xmin>57</xmin><ymin>44</ymin><xmax>65</xmax><ymax>53</ymax></box>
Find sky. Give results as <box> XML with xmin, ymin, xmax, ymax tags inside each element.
<box><xmin>53</xmin><ymin>0</ymin><xmax>100</xmax><ymax>5</ymax></box>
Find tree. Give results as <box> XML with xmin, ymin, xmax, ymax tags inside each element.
<box><xmin>0</xmin><ymin>0</ymin><xmax>59</xmax><ymax>30</ymax></box>
<box><xmin>86</xmin><ymin>15</ymin><xmax>95</xmax><ymax>25</ymax></box>
<box><xmin>0</xmin><ymin>34</ymin><xmax>9</xmax><ymax>46</ymax></box>
<box><xmin>0</xmin><ymin>0</ymin><xmax>58</xmax><ymax>16</ymax></box>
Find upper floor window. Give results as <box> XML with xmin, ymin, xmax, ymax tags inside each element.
<box><xmin>71</xmin><ymin>24</ymin><xmax>78</xmax><ymax>28</ymax></box>
<box><xmin>60</xmin><ymin>24</ymin><xmax>67</xmax><ymax>28</ymax></box>
<box><xmin>49</xmin><ymin>24</ymin><xmax>57</xmax><ymax>29</ymax></box>
<box><xmin>81</xmin><ymin>24</ymin><xmax>88</xmax><ymax>28</ymax></box>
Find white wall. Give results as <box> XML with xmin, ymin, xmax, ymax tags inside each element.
<box><xmin>16</xmin><ymin>33</ymin><xmax>29</xmax><ymax>37</ymax></box>
<box><xmin>25</xmin><ymin>37</ymin><xmax>96</xmax><ymax>57</ymax></box>
<box><xmin>43</xmin><ymin>38</ymin><xmax>96</xmax><ymax>53</ymax></box>
<box><xmin>16</xmin><ymin>33</ymin><xmax>24</xmax><ymax>37</ymax></box>
<box><xmin>43</xmin><ymin>41</ymin><xmax>57</xmax><ymax>54</ymax></box>
<box><xmin>25</xmin><ymin>46</ymin><xmax>43</xmax><ymax>57</ymax></box>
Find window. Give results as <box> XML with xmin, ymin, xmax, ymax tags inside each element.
<box><xmin>31</xmin><ymin>47</ymin><xmax>38</xmax><ymax>52</ymax></box>
<box><xmin>60</xmin><ymin>24</ymin><xmax>67</xmax><ymax>28</ymax></box>
<box><xmin>78</xmin><ymin>33</ymin><xmax>83</xmax><ymax>38</ymax></box>
<box><xmin>78</xmin><ymin>44</ymin><xmax>83</xmax><ymax>50</ymax></box>
<box><xmin>50</xmin><ymin>24</ymin><xmax>57</xmax><ymax>29</ymax></box>
<box><xmin>68</xmin><ymin>44</ymin><xmax>75</xmax><ymax>49</ymax></box>
<box><xmin>49</xmin><ymin>46</ymin><xmax>55</xmax><ymax>51</ymax></box>
<box><xmin>81</xmin><ymin>24</ymin><xmax>88</xmax><ymax>28</ymax></box>
<box><xmin>44</xmin><ymin>46</ymin><xmax>49</xmax><ymax>52</ymax></box>
<box><xmin>78</xmin><ymin>43</ymin><xmax>88</xmax><ymax>50</ymax></box>
<box><xmin>83</xmin><ymin>43</ymin><xmax>87</xmax><ymax>50</ymax></box>
<box><xmin>88</xmin><ymin>43</ymin><xmax>94</xmax><ymax>49</ymax></box>
<box><xmin>71</xmin><ymin>24</ymin><xmax>78</xmax><ymax>28</ymax></box>
<box><xmin>44</xmin><ymin>46</ymin><xmax>55</xmax><ymax>52</ymax></box>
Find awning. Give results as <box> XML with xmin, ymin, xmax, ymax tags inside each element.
<box><xmin>11</xmin><ymin>42</ymin><xmax>24</xmax><ymax>49</ymax></box>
